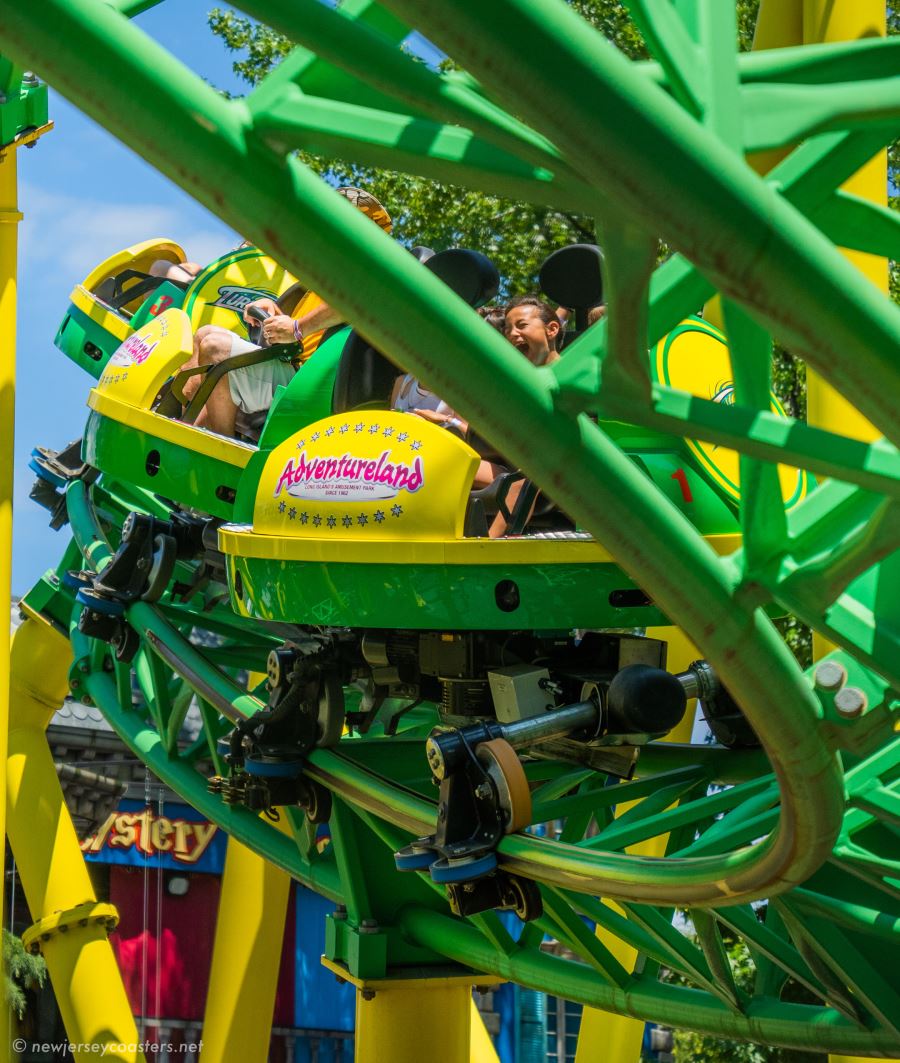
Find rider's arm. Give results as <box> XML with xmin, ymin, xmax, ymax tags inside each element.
<box><xmin>292</xmin><ymin>298</ymin><xmax>344</xmax><ymax>336</ymax></box>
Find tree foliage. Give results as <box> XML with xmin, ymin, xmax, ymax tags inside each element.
<box><xmin>209</xmin><ymin>0</ymin><xmax>892</xmax><ymax>319</ymax></box>
<box><xmin>4</xmin><ymin>929</ymin><xmax>46</xmax><ymax>1020</ymax></box>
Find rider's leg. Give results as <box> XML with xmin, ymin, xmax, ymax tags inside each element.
<box><xmin>194</xmin><ymin>327</ymin><xmax>240</xmax><ymax>435</ymax></box>
<box><xmin>180</xmin><ymin>324</ymin><xmax>231</xmax><ymax>401</ymax></box>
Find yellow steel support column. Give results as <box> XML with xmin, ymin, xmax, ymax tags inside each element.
<box><xmin>804</xmin><ymin>0</ymin><xmax>885</xmax><ymax>673</ymax></box>
<box><xmin>355</xmin><ymin>979</ymin><xmax>470</xmax><ymax>1063</ymax></box>
<box><xmin>469</xmin><ymin>997</ymin><xmax>501</xmax><ymax>1063</ymax></box>
<box><xmin>319</xmin><ymin>960</ymin><xmax>500</xmax><ymax>1063</ymax></box>
<box><xmin>803</xmin><ymin>0</ymin><xmax>885</xmax><ymax>440</ymax></box>
<box><xmin>7</xmin><ymin>612</ymin><xmax>145</xmax><ymax>1062</ymax></box>
<box><xmin>199</xmin><ymin>832</ymin><xmax>291</xmax><ymax>1063</ymax></box>
<box><xmin>755</xmin><ymin>0</ymin><xmax>884</xmax><ymax>662</ymax></box>
<box><xmin>357</xmin><ymin>983</ymin><xmax>470</xmax><ymax>1061</ymax></box>
<box><xmin>0</xmin><ymin>130</ymin><xmax>21</xmax><ymax>1062</ymax></box>
<box><xmin>575</xmin><ymin>628</ymin><xmax>699</xmax><ymax>1063</ymax></box>
<box><xmin>573</xmin><ymin>935</ymin><xmax>642</xmax><ymax>1063</ymax></box>
<box><xmin>200</xmin><ymin>669</ymin><xmax>292</xmax><ymax>1063</ymax></box>
<box><xmin>749</xmin><ymin>1</ymin><xmax>804</xmax><ymax>174</ymax></box>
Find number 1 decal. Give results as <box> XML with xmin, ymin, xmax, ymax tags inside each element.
<box><xmin>671</xmin><ymin>468</ymin><xmax>693</xmax><ymax>503</ymax></box>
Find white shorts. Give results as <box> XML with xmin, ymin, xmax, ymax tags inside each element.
<box><xmin>225</xmin><ymin>333</ymin><xmax>295</xmax><ymax>415</ymax></box>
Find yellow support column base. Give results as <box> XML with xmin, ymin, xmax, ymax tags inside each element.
<box><xmin>321</xmin><ymin>960</ymin><xmax>501</xmax><ymax>1063</ymax></box>
<box><xmin>356</xmin><ymin>982</ymin><xmax>470</xmax><ymax>1063</ymax></box>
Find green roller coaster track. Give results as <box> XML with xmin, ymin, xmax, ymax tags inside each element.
<box><xmin>1</xmin><ymin>0</ymin><xmax>899</xmax><ymax>1055</ymax></box>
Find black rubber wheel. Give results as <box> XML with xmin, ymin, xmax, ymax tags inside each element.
<box><xmin>142</xmin><ymin>534</ymin><xmax>177</xmax><ymax>603</ymax></box>
<box><xmin>505</xmin><ymin>874</ymin><xmax>543</xmax><ymax>923</ymax></box>
<box><xmin>702</xmin><ymin>687</ymin><xmax>761</xmax><ymax>749</ymax></box>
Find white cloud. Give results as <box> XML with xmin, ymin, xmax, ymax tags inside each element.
<box><xmin>12</xmin><ymin>181</ymin><xmax>239</xmax><ymax>594</ymax></box>
<box><xmin>19</xmin><ymin>182</ymin><xmax>237</xmax><ymax>283</ymax></box>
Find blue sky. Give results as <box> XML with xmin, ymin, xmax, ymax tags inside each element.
<box><xmin>12</xmin><ymin>4</ymin><xmax>444</xmax><ymax>595</ymax></box>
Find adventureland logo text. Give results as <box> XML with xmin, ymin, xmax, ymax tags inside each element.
<box><xmin>275</xmin><ymin>448</ymin><xmax>425</xmax><ymax>503</ymax></box>
<box><xmin>108</xmin><ymin>332</ymin><xmax>159</xmax><ymax>368</ymax></box>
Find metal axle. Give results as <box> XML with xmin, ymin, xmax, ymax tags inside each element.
<box><xmin>497</xmin><ymin>699</ymin><xmax>598</xmax><ymax>749</ymax></box>
<box><xmin>426</xmin><ymin>698</ymin><xmax>598</xmax><ymax>780</ymax></box>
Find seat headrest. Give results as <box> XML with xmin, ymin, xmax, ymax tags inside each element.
<box><xmin>425</xmin><ymin>248</ymin><xmax>500</xmax><ymax>308</ymax></box>
<box><xmin>539</xmin><ymin>243</ymin><xmax>604</xmax><ymax>309</ymax></box>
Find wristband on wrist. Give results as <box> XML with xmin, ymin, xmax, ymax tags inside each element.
<box><xmin>293</xmin><ymin>319</ymin><xmax>303</xmax><ymax>343</ymax></box>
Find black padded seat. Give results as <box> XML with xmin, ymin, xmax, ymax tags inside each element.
<box><xmin>332</xmin><ymin>332</ymin><xmax>400</xmax><ymax>414</ymax></box>
<box><xmin>93</xmin><ymin>268</ymin><xmax>188</xmax><ymax>316</ymax></box>
<box><xmin>277</xmin><ymin>281</ymin><xmax>309</xmax><ymax>317</ymax></box>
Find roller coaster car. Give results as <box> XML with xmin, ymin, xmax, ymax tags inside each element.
<box><xmin>53</xmin><ymin>236</ymin><xmax>304</xmax><ymax>378</ymax></box>
<box><xmin>69</xmin><ymin>245</ymin><xmax>512</xmax><ymax>522</ymax></box>
<box><xmin>219</xmin><ymin>245</ymin><xmax>809</xmax><ymax>631</ymax></box>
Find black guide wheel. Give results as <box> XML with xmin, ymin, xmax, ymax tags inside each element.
<box><xmin>112</xmin><ymin>624</ymin><xmax>141</xmax><ymax>663</ymax></box>
<box><xmin>317</xmin><ymin>672</ymin><xmax>345</xmax><ymax>748</ymax></box>
<box><xmin>503</xmin><ymin>874</ymin><xmax>543</xmax><ymax>922</ymax></box>
<box><xmin>300</xmin><ymin>780</ymin><xmax>333</xmax><ymax>825</ymax></box>
<box><xmin>142</xmin><ymin>534</ymin><xmax>177</xmax><ymax>603</ymax></box>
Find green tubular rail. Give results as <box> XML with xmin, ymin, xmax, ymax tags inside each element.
<box><xmin>81</xmin><ymin>662</ymin><xmax>342</xmax><ymax>901</ymax></box>
<box><xmin>64</xmin><ymin>482</ymin><xmax>801</xmax><ymax>906</ymax></box>
<box><xmin>65</xmin><ymin>482</ymin><xmax>342</xmax><ymax>899</ymax></box>
<box><xmin>382</xmin><ymin>0</ymin><xmax>900</xmax><ymax>438</ymax></box>
<box><xmin>397</xmin><ymin>906</ymin><xmax>900</xmax><ymax>1058</ymax></box>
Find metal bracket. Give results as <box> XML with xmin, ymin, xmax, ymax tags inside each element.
<box><xmin>23</xmin><ymin>901</ymin><xmax>119</xmax><ymax>955</ymax></box>
<box><xmin>0</xmin><ymin>119</ymin><xmax>53</xmax><ymax>160</ymax></box>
